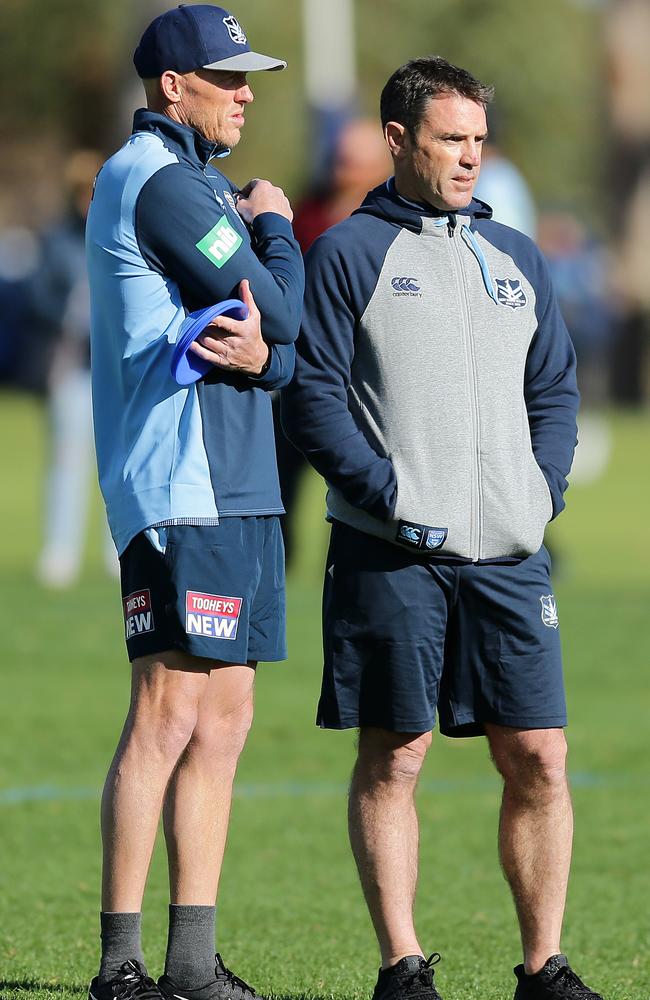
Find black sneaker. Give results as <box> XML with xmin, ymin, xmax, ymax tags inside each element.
<box><xmin>89</xmin><ymin>960</ymin><xmax>164</xmax><ymax>1000</ymax></box>
<box><xmin>514</xmin><ymin>954</ymin><xmax>604</xmax><ymax>999</ymax></box>
<box><xmin>371</xmin><ymin>954</ymin><xmax>443</xmax><ymax>1000</ymax></box>
<box><xmin>158</xmin><ymin>953</ymin><xmax>265</xmax><ymax>1000</ymax></box>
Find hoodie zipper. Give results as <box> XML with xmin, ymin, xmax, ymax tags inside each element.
<box><xmin>448</xmin><ymin>215</ymin><xmax>482</xmax><ymax>561</ymax></box>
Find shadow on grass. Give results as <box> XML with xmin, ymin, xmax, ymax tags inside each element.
<box><xmin>0</xmin><ymin>984</ymin><xmax>86</xmax><ymax>995</ymax></box>
<box><xmin>269</xmin><ymin>993</ymin><xmax>332</xmax><ymax>1000</ymax></box>
<box><xmin>270</xmin><ymin>996</ymin><xmax>335</xmax><ymax>1000</ymax></box>
<box><xmin>0</xmin><ymin>986</ymin><xmax>334</xmax><ymax>1000</ymax></box>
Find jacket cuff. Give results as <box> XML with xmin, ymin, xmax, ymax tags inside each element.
<box><xmin>251</xmin><ymin>213</ymin><xmax>295</xmax><ymax>242</ymax></box>
<box><xmin>245</xmin><ymin>345</ymin><xmax>283</xmax><ymax>388</ymax></box>
<box><xmin>342</xmin><ymin>467</ymin><xmax>398</xmax><ymax>522</ymax></box>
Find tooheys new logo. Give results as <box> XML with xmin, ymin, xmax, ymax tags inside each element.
<box><xmin>185</xmin><ymin>591</ymin><xmax>243</xmax><ymax>640</ymax></box>
<box><xmin>124</xmin><ymin>589</ymin><xmax>155</xmax><ymax>638</ymax></box>
<box><xmin>196</xmin><ymin>215</ymin><xmax>242</xmax><ymax>268</ymax></box>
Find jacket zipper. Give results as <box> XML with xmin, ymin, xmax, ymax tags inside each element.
<box><xmin>448</xmin><ymin>217</ymin><xmax>482</xmax><ymax>561</ymax></box>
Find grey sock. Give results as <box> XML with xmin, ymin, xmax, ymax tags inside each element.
<box><xmin>164</xmin><ymin>904</ymin><xmax>216</xmax><ymax>988</ymax></box>
<box><xmin>98</xmin><ymin>911</ymin><xmax>145</xmax><ymax>984</ymax></box>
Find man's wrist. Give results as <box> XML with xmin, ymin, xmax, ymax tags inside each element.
<box><xmin>247</xmin><ymin>344</ymin><xmax>271</xmax><ymax>378</ymax></box>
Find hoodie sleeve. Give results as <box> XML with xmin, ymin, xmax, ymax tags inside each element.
<box><xmin>246</xmin><ymin>341</ymin><xmax>295</xmax><ymax>391</ymax></box>
<box><xmin>281</xmin><ymin>228</ymin><xmax>397</xmax><ymax>520</ymax></box>
<box><xmin>135</xmin><ymin>162</ymin><xmax>304</xmax><ymax>346</ymax></box>
<box><xmin>524</xmin><ymin>253</ymin><xmax>579</xmax><ymax>519</ymax></box>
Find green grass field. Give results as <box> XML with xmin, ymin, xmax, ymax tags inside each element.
<box><xmin>0</xmin><ymin>392</ymin><xmax>648</xmax><ymax>1000</ymax></box>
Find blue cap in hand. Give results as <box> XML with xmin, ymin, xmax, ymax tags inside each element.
<box><xmin>171</xmin><ymin>298</ymin><xmax>249</xmax><ymax>386</ymax></box>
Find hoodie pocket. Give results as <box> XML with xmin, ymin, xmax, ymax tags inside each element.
<box><xmin>390</xmin><ymin>445</ymin><xmax>474</xmax><ymax>558</ymax></box>
<box><xmin>479</xmin><ymin>448</ymin><xmax>553</xmax><ymax>559</ymax></box>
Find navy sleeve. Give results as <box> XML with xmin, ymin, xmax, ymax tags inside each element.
<box><xmin>29</xmin><ymin>229</ymin><xmax>71</xmax><ymax>333</ymax></box>
<box><xmin>524</xmin><ymin>254</ymin><xmax>579</xmax><ymax>519</ymax></box>
<box><xmin>135</xmin><ymin>162</ymin><xmax>304</xmax><ymax>345</ymax></box>
<box><xmin>281</xmin><ymin>228</ymin><xmax>397</xmax><ymax>520</ymax></box>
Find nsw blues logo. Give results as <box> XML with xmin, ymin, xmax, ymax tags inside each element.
<box><xmin>540</xmin><ymin>594</ymin><xmax>559</xmax><ymax>629</ymax></box>
<box><xmin>222</xmin><ymin>15</ymin><xmax>247</xmax><ymax>44</ymax></box>
<box><xmin>396</xmin><ymin>521</ymin><xmax>448</xmax><ymax>551</ymax></box>
<box><xmin>425</xmin><ymin>528</ymin><xmax>447</xmax><ymax>550</ymax></box>
<box><xmin>495</xmin><ymin>278</ymin><xmax>527</xmax><ymax>309</ymax></box>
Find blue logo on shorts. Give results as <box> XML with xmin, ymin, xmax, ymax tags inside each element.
<box><xmin>540</xmin><ymin>594</ymin><xmax>559</xmax><ymax>629</ymax></box>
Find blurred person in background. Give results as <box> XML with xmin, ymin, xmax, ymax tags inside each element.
<box><xmin>605</xmin><ymin>0</ymin><xmax>650</xmax><ymax>405</ymax></box>
<box><xmin>537</xmin><ymin>209</ymin><xmax>615</xmax><ymax>504</ymax></box>
<box><xmin>273</xmin><ymin>117</ymin><xmax>391</xmax><ymax>567</ymax></box>
<box><xmin>292</xmin><ymin>118</ymin><xmax>391</xmax><ymax>253</ymax></box>
<box><xmin>29</xmin><ymin>149</ymin><xmax>118</xmax><ymax>588</ymax></box>
<box><xmin>0</xmin><ymin>226</ymin><xmax>41</xmax><ymax>391</ymax></box>
<box><xmin>473</xmin><ymin>113</ymin><xmax>537</xmax><ymax>240</ymax></box>
<box><xmin>86</xmin><ymin>6</ymin><xmax>302</xmax><ymax>1000</ymax></box>
<box><xmin>538</xmin><ymin>210</ymin><xmax>616</xmax><ymax>407</ymax></box>
<box><xmin>284</xmin><ymin>56</ymin><xmax>604</xmax><ymax>1000</ymax></box>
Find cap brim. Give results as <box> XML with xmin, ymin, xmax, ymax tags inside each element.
<box><xmin>203</xmin><ymin>51</ymin><xmax>286</xmax><ymax>72</ymax></box>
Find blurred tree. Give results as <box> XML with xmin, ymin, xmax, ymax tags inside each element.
<box><xmin>0</xmin><ymin>0</ymin><xmax>123</xmax><ymax>147</ymax></box>
<box><xmin>0</xmin><ymin>0</ymin><xmax>603</xmax><ymax>222</ymax></box>
<box><xmin>357</xmin><ymin>0</ymin><xmax>603</xmax><ymax>222</ymax></box>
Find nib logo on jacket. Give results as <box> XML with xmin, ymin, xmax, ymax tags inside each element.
<box><xmin>186</xmin><ymin>591</ymin><xmax>243</xmax><ymax>640</ymax></box>
<box><xmin>196</xmin><ymin>215</ymin><xmax>242</xmax><ymax>268</ymax></box>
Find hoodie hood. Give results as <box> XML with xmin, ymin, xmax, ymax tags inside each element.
<box><xmin>354</xmin><ymin>177</ymin><xmax>499</xmax><ymax>305</ymax></box>
<box><xmin>353</xmin><ymin>176</ymin><xmax>493</xmax><ymax>234</ymax></box>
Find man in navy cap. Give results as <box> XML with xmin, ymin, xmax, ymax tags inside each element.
<box><xmin>86</xmin><ymin>7</ymin><xmax>303</xmax><ymax>1000</ymax></box>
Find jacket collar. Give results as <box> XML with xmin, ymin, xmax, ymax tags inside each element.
<box><xmin>132</xmin><ymin>108</ymin><xmax>229</xmax><ymax>166</ymax></box>
<box><xmin>354</xmin><ymin>177</ymin><xmax>493</xmax><ymax>235</ymax></box>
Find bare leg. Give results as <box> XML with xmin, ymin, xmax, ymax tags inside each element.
<box><xmin>486</xmin><ymin>725</ymin><xmax>573</xmax><ymax>974</ymax></box>
<box><xmin>348</xmin><ymin>728</ymin><xmax>432</xmax><ymax>969</ymax></box>
<box><xmin>163</xmin><ymin>662</ymin><xmax>256</xmax><ymax>903</ymax></box>
<box><xmin>100</xmin><ymin>650</ymin><xmax>211</xmax><ymax>911</ymax></box>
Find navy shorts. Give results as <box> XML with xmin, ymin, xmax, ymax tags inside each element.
<box><xmin>119</xmin><ymin>518</ymin><xmax>285</xmax><ymax>665</ymax></box>
<box><xmin>319</xmin><ymin>521</ymin><xmax>566</xmax><ymax>736</ymax></box>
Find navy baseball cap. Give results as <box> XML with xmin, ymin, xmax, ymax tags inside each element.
<box><xmin>133</xmin><ymin>4</ymin><xmax>286</xmax><ymax>78</ymax></box>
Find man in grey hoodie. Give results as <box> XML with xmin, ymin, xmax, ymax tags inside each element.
<box><xmin>283</xmin><ymin>57</ymin><xmax>602</xmax><ymax>1000</ymax></box>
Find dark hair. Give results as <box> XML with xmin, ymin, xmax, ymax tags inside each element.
<box><xmin>380</xmin><ymin>56</ymin><xmax>494</xmax><ymax>138</ymax></box>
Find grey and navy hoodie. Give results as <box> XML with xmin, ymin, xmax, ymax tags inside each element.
<box><xmin>87</xmin><ymin>110</ymin><xmax>304</xmax><ymax>555</ymax></box>
<box><xmin>282</xmin><ymin>179</ymin><xmax>579</xmax><ymax>563</ymax></box>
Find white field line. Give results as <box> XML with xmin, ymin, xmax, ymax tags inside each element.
<box><xmin>0</xmin><ymin>772</ymin><xmax>647</xmax><ymax>806</ymax></box>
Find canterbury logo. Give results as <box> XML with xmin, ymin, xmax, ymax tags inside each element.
<box><xmin>391</xmin><ymin>276</ymin><xmax>420</xmax><ymax>292</ymax></box>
